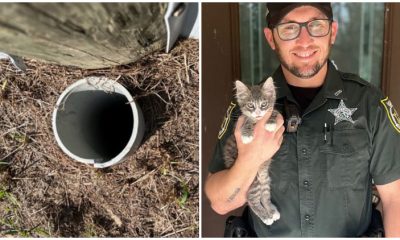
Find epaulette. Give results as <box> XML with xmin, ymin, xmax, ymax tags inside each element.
<box><xmin>339</xmin><ymin>72</ymin><xmax>369</xmax><ymax>86</ymax></box>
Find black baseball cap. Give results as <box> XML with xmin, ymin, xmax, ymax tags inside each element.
<box><xmin>266</xmin><ymin>3</ymin><xmax>333</xmax><ymax>28</ymax></box>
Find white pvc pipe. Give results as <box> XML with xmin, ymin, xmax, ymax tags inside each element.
<box><xmin>52</xmin><ymin>77</ymin><xmax>145</xmax><ymax>168</ymax></box>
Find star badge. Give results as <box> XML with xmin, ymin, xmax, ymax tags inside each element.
<box><xmin>328</xmin><ymin>100</ymin><xmax>358</xmax><ymax>125</ymax></box>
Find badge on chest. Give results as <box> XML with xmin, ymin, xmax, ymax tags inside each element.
<box><xmin>328</xmin><ymin>99</ymin><xmax>358</xmax><ymax>125</ymax></box>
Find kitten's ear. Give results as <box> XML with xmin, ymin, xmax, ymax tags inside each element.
<box><xmin>235</xmin><ymin>80</ymin><xmax>248</xmax><ymax>96</ymax></box>
<box><xmin>262</xmin><ymin>77</ymin><xmax>276</xmax><ymax>99</ymax></box>
<box><xmin>262</xmin><ymin>77</ymin><xmax>275</xmax><ymax>90</ymax></box>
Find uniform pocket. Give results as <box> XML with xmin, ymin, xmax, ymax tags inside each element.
<box><xmin>319</xmin><ymin>128</ymin><xmax>370</xmax><ymax>190</ymax></box>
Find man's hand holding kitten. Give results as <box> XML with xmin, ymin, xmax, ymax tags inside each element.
<box><xmin>234</xmin><ymin>110</ymin><xmax>285</xmax><ymax>170</ymax></box>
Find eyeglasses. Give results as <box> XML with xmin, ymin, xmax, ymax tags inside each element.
<box><xmin>274</xmin><ymin>19</ymin><xmax>333</xmax><ymax>41</ymax></box>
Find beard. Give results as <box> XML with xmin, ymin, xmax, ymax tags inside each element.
<box><xmin>274</xmin><ymin>39</ymin><xmax>332</xmax><ymax>79</ymax></box>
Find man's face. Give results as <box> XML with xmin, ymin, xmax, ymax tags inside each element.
<box><xmin>264</xmin><ymin>6</ymin><xmax>338</xmax><ymax>79</ymax></box>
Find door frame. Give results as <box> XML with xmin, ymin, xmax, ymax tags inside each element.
<box><xmin>382</xmin><ymin>3</ymin><xmax>400</xmax><ymax>105</ymax></box>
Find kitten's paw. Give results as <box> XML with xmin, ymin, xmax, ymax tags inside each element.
<box><xmin>270</xmin><ymin>204</ymin><xmax>280</xmax><ymax>221</ymax></box>
<box><xmin>263</xmin><ymin>217</ymin><xmax>275</xmax><ymax>225</ymax></box>
<box><xmin>262</xmin><ymin>204</ymin><xmax>280</xmax><ymax>225</ymax></box>
<box><xmin>264</xmin><ymin>122</ymin><xmax>276</xmax><ymax>132</ymax></box>
<box><xmin>271</xmin><ymin>209</ymin><xmax>280</xmax><ymax>221</ymax></box>
<box><xmin>262</xmin><ymin>213</ymin><xmax>280</xmax><ymax>225</ymax></box>
<box><xmin>241</xmin><ymin>135</ymin><xmax>253</xmax><ymax>144</ymax></box>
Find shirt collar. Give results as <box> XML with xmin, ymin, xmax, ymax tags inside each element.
<box><xmin>273</xmin><ymin>60</ymin><xmax>347</xmax><ymax>101</ymax></box>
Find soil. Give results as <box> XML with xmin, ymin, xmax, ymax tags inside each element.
<box><xmin>0</xmin><ymin>39</ymin><xmax>199</xmax><ymax>237</ymax></box>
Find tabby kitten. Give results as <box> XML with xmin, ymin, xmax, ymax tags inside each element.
<box><xmin>223</xmin><ymin>77</ymin><xmax>280</xmax><ymax>225</ymax></box>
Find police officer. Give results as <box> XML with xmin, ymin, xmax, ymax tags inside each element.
<box><xmin>205</xmin><ymin>3</ymin><xmax>400</xmax><ymax>237</ymax></box>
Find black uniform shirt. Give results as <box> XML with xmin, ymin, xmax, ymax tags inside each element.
<box><xmin>209</xmin><ymin>61</ymin><xmax>400</xmax><ymax>237</ymax></box>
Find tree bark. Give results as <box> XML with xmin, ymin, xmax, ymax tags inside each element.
<box><xmin>0</xmin><ymin>3</ymin><xmax>168</xmax><ymax>69</ymax></box>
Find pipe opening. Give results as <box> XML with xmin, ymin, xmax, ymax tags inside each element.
<box><xmin>56</xmin><ymin>91</ymin><xmax>133</xmax><ymax>162</ymax></box>
<box><xmin>53</xmin><ymin>78</ymin><xmax>144</xmax><ymax>167</ymax></box>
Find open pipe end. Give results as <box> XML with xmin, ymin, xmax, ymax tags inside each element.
<box><xmin>52</xmin><ymin>77</ymin><xmax>145</xmax><ymax>168</ymax></box>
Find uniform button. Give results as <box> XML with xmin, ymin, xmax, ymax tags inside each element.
<box><xmin>303</xmin><ymin>180</ymin><xmax>309</xmax><ymax>186</ymax></box>
<box><xmin>302</xmin><ymin>148</ymin><xmax>307</xmax><ymax>155</ymax></box>
<box><xmin>305</xmin><ymin>215</ymin><xmax>311</xmax><ymax>221</ymax></box>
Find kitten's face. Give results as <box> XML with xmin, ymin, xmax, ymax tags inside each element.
<box><xmin>235</xmin><ymin>78</ymin><xmax>276</xmax><ymax>121</ymax></box>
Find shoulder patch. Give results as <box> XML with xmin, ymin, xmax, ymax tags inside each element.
<box><xmin>218</xmin><ymin>102</ymin><xmax>236</xmax><ymax>139</ymax></box>
<box><xmin>380</xmin><ymin>97</ymin><xmax>400</xmax><ymax>134</ymax></box>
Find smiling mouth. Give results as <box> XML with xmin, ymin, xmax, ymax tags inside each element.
<box><xmin>293</xmin><ymin>50</ymin><xmax>317</xmax><ymax>59</ymax></box>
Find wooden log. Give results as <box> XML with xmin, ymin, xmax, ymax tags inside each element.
<box><xmin>0</xmin><ymin>3</ymin><xmax>168</xmax><ymax>69</ymax></box>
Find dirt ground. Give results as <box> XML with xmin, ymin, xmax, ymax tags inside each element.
<box><xmin>0</xmin><ymin>39</ymin><xmax>199</xmax><ymax>237</ymax></box>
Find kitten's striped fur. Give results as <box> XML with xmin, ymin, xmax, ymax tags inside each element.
<box><xmin>223</xmin><ymin>77</ymin><xmax>280</xmax><ymax>225</ymax></box>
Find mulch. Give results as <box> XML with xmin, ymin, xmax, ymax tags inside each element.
<box><xmin>0</xmin><ymin>39</ymin><xmax>199</xmax><ymax>237</ymax></box>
